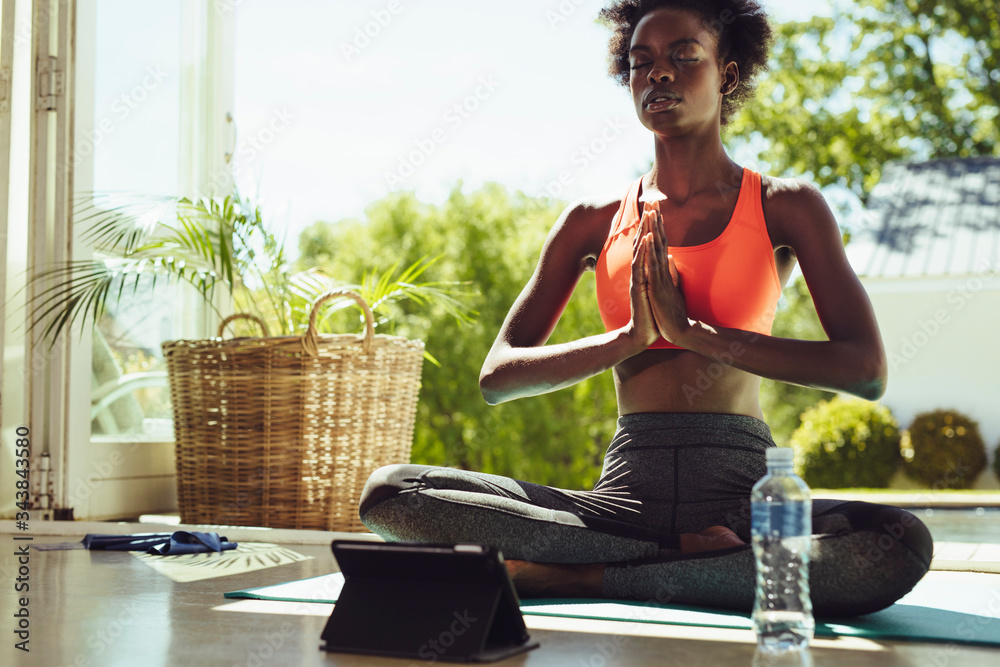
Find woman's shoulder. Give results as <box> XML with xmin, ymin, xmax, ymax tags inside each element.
<box><xmin>759</xmin><ymin>174</ymin><xmax>838</xmax><ymax>249</ymax></box>
<box><xmin>562</xmin><ymin>185</ymin><xmax>629</xmax><ymax>223</ymax></box>
<box><xmin>759</xmin><ymin>173</ymin><xmax>825</xmax><ymax>209</ymax></box>
<box><xmin>544</xmin><ymin>185</ymin><xmax>633</xmax><ymax>266</ymax></box>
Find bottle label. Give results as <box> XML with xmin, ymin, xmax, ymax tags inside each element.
<box><xmin>751</xmin><ymin>501</ymin><xmax>811</xmax><ymax>539</ymax></box>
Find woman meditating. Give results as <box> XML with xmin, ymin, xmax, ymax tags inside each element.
<box><xmin>359</xmin><ymin>0</ymin><xmax>932</xmax><ymax>616</ymax></box>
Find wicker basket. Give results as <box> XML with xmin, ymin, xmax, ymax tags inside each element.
<box><xmin>162</xmin><ymin>290</ymin><xmax>424</xmax><ymax>531</ymax></box>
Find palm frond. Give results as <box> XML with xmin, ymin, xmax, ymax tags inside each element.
<box><xmin>355</xmin><ymin>257</ymin><xmax>478</xmax><ymax>326</ymax></box>
<box><xmin>294</xmin><ymin>257</ymin><xmax>477</xmax><ymax>337</ymax></box>
<box><xmin>26</xmin><ymin>257</ymin><xmax>225</xmax><ymax>345</ymax></box>
<box><xmin>33</xmin><ymin>189</ymin><xmax>475</xmax><ymax>352</ymax></box>
<box><xmin>74</xmin><ymin>192</ymin><xmax>177</xmax><ymax>254</ymax></box>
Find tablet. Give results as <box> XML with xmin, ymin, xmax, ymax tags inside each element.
<box><xmin>320</xmin><ymin>540</ymin><xmax>539</xmax><ymax>662</ymax></box>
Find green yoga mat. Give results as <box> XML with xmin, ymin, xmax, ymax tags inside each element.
<box><xmin>224</xmin><ymin>570</ymin><xmax>1000</xmax><ymax>647</ymax></box>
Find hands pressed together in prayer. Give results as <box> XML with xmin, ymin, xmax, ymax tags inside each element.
<box><xmin>630</xmin><ymin>200</ymin><xmax>695</xmax><ymax>348</ymax></box>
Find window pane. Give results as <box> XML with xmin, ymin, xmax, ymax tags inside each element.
<box><xmin>91</xmin><ymin>276</ymin><xmax>175</xmax><ymax>439</ymax></box>
<box><xmin>86</xmin><ymin>0</ymin><xmax>186</xmax><ymax>440</ymax></box>
<box><xmin>91</xmin><ymin>0</ymin><xmax>180</xmax><ymax>195</ymax></box>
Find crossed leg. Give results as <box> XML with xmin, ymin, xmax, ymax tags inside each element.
<box><xmin>359</xmin><ymin>465</ymin><xmax>933</xmax><ymax>616</ymax></box>
<box><xmin>504</xmin><ymin>524</ymin><xmax>746</xmax><ymax>597</ymax></box>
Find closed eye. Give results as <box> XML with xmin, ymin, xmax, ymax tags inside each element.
<box><xmin>631</xmin><ymin>58</ymin><xmax>699</xmax><ymax>71</ymax></box>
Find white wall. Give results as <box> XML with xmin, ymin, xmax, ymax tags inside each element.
<box><xmin>862</xmin><ymin>272</ymin><xmax>1000</xmax><ymax>489</ymax></box>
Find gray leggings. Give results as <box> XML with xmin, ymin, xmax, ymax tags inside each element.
<box><xmin>359</xmin><ymin>412</ymin><xmax>933</xmax><ymax>616</ymax></box>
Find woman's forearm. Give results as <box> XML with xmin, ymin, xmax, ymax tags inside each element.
<box><xmin>479</xmin><ymin>327</ymin><xmax>644</xmax><ymax>405</ymax></box>
<box><xmin>679</xmin><ymin>322</ymin><xmax>887</xmax><ymax>400</ymax></box>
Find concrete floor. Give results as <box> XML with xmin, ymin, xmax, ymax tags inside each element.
<box><xmin>3</xmin><ymin>528</ymin><xmax>1000</xmax><ymax>667</ymax></box>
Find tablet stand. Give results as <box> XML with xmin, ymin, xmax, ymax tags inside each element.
<box><xmin>321</xmin><ymin>572</ymin><xmax>539</xmax><ymax>662</ymax></box>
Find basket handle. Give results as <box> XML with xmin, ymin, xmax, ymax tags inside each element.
<box><xmin>217</xmin><ymin>313</ymin><xmax>270</xmax><ymax>339</ymax></box>
<box><xmin>302</xmin><ymin>289</ymin><xmax>375</xmax><ymax>358</ymax></box>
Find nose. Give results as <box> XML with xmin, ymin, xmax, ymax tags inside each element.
<box><xmin>649</xmin><ymin>62</ymin><xmax>675</xmax><ymax>83</ymax></box>
<box><xmin>648</xmin><ymin>63</ymin><xmax>675</xmax><ymax>83</ymax></box>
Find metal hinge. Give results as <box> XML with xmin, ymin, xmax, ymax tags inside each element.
<box><xmin>36</xmin><ymin>55</ymin><xmax>64</xmax><ymax>111</ymax></box>
<box><xmin>0</xmin><ymin>67</ymin><xmax>10</xmax><ymax>114</ymax></box>
<box><xmin>27</xmin><ymin>453</ymin><xmax>55</xmax><ymax>521</ymax></box>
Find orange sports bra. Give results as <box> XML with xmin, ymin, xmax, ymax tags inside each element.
<box><xmin>594</xmin><ymin>168</ymin><xmax>782</xmax><ymax>350</ymax></box>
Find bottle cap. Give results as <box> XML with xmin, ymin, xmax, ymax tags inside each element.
<box><xmin>765</xmin><ymin>447</ymin><xmax>794</xmax><ymax>465</ymax></box>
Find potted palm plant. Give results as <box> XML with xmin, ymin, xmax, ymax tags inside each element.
<box><xmin>28</xmin><ymin>189</ymin><xmax>473</xmax><ymax>530</ymax></box>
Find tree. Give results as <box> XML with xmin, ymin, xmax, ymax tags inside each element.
<box><xmin>723</xmin><ymin>0</ymin><xmax>998</xmax><ymax>437</ymax></box>
<box><xmin>297</xmin><ymin>182</ymin><xmax>619</xmax><ymax>489</ymax></box>
<box><xmin>297</xmin><ymin>180</ymin><xmax>837</xmax><ymax>487</ymax></box>
<box><xmin>727</xmin><ymin>0</ymin><xmax>999</xmax><ymax>202</ymax></box>
<box><xmin>760</xmin><ymin>275</ymin><xmax>830</xmax><ymax>446</ymax></box>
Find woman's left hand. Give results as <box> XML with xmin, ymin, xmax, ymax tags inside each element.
<box><xmin>640</xmin><ymin>200</ymin><xmax>694</xmax><ymax>346</ymax></box>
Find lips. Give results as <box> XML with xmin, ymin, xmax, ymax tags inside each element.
<box><xmin>647</xmin><ymin>98</ymin><xmax>680</xmax><ymax>112</ymax></box>
<box><xmin>644</xmin><ymin>90</ymin><xmax>681</xmax><ymax>112</ymax></box>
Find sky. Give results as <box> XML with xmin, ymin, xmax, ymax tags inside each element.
<box><xmin>92</xmin><ymin>0</ymin><xmax>840</xmax><ymax>256</ymax></box>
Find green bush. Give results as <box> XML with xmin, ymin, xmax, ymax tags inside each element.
<box><xmin>789</xmin><ymin>396</ymin><xmax>901</xmax><ymax>488</ymax></box>
<box><xmin>759</xmin><ymin>276</ymin><xmax>830</xmax><ymax>447</ymax></box>
<box><xmin>993</xmin><ymin>440</ymin><xmax>1000</xmax><ymax>483</ymax></box>
<box><xmin>904</xmin><ymin>410</ymin><xmax>987</xmax><ymax>489</ymax></box>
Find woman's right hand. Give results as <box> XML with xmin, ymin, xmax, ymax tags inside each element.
<box><xmin>480</xmin><ymin>197</ymin><xmax>662</xmax><ymax>404</ymax></box>
<box><xmin>626</xmin><ymin>205</ymin><xmax>663</xmax><ymax>350</ymax></box>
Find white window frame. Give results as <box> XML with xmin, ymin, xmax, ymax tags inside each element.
<box><xmin>0</xmin><ymin>0</ymin><xmax>76</xmax><ymax>521</ymax></box>
<box><xmin>0</xmin><ymin>0</ymin><xmax>234</xmax><ymax>520</ymax></box>
<box><xmin>0</xmin><ymin>0</ymin><xmax>23</xmax><ymax>520</ymax></box>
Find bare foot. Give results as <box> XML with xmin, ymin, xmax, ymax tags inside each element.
<box><xmin>504</xmin><ymin>559</ymin><xmax>605</xmax><ymax>598</ymax></box>
<box><xmin>678</xmin><ymin>525</ymin><xmax>746</xmax><ymax>553</ymax></box>
<box><xmin>505</xmin><ymin>526</ymin><xmax>743</xmax><ymax>598</ymax></box>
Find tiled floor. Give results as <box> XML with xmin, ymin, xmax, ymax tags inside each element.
<box><xmin>3</xmin><ymin>522</ymin><xmax>1000</xmax><ymax>667</ymax></box>
<box><xmin>932</xmin><ymin>542</ymin><xmax>1000</xmax><ymax>573</ymax></box>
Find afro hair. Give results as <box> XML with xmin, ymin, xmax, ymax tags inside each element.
<box><xmin>597</xmin><ymin>0</ymin><xmax>773</xmax><ymax>126</ymax></box>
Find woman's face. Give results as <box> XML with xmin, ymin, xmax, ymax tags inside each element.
<box><xmin>628</xmin><ymin>7</ymin><xmax>734</xmax><ymax>136</ymax></box>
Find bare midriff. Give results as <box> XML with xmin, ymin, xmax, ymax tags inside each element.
<box><xmin>612</xmin><ymin>348</ymin><xmax>765</xmax><ymax>419</ymax></box>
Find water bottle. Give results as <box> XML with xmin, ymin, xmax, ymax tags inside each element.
<box><xmin>751</xmin><ymin>447</ymin><xmax>814</xmax><ymax>653</ymax></box>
